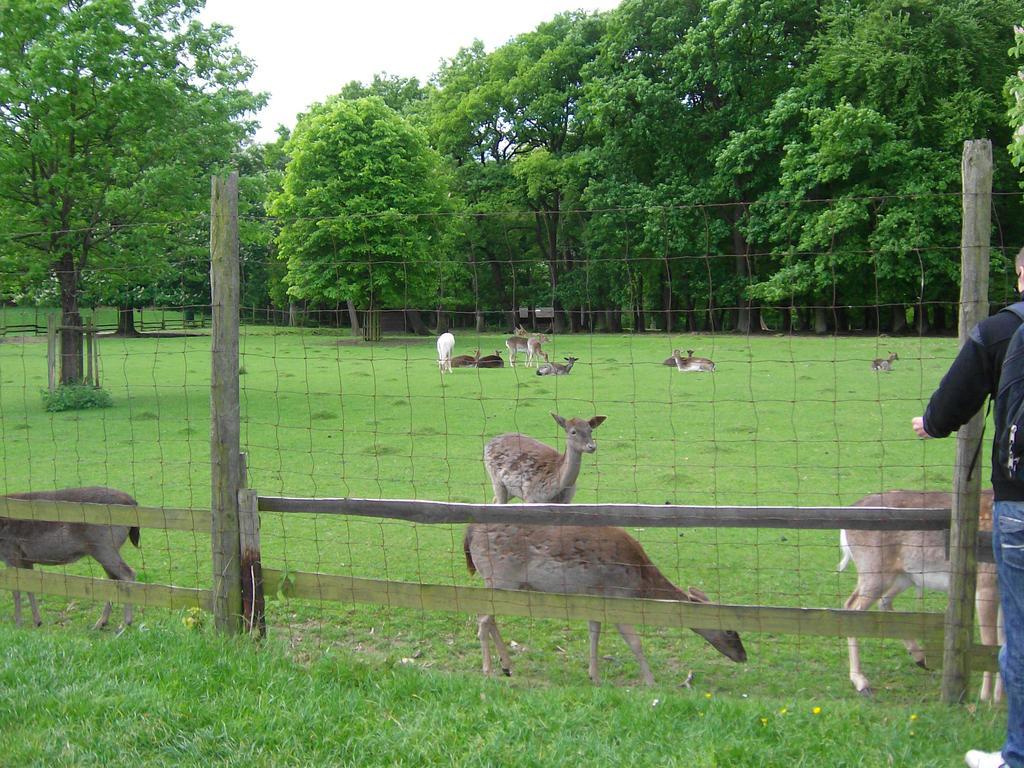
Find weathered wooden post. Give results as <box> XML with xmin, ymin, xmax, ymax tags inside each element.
<box><xmin>210</xmin><ymin>172</ymin><xmax>243</xmax><ymax>634</ymax></box>
<box><xmin>941</xmin><ymin>139</ymin><xmax>993</xmax><ymax>703</ymax></box>
<box><xmin>238</xmin><ymin>453</ymin><xmax>265</xmax><ymax>637</ymax></box>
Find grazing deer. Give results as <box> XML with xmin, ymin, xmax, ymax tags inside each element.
<box><xmin>675</xmin><ymin>350</ymin><xmax>716</xmax><ymax>372</ymax></box>
<box><xmin>0</xmin><ymin>487</ymin><xmax>141</xmax><ymax>629</ymax></box>
<box><xmin>450</xmin><ymin>349</ymin><xmax>481</xmax><ymax>368</ymax></box>
<box><xmin>871</xmin><ymin>352</ymin><xmax>899</xmax><ymax>371</ymax></box>
<box><xmin>536</xmin><ymin>356</ymin><xmax>578</xmax><ymax>376</ymax></box>
<box><xmin>484</xmin><ymin>413</ymin><xmax>605</xmax><ymax>504</ymax></box>
<box><xmin>525</xmin><ymin>334</ymin><xmax>550</xmax><ymax>368</ymax></box>
<box><xmin>463</xmin><ymin>523</ymin><xmax>747</xmax><ymax>684</ymax></box>
<box><xmin>839</xmin><ymin>489</ymin><xmax>1002</xmax><ymax>700</ymax></box>
<box><xmin>506</xmin><ymin>328</ymin><xmax>549</xmax><ymax>368</ymax></box>
<box><xmin>436</xmin><ymin>332</ymin><xmax>455</xmax><ymax>373</ymax></box>
<box><xmin>476</xmin><ymin>350</ymin><xmax>504</xmax><ymax>368</ymax></box>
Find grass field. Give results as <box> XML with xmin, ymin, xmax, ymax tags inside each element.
<box><xmin>0</xmin><ymin>319</ymin><xmax>1009</xmax><ymax>764</ymax></box>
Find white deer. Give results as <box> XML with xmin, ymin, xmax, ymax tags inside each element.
<box><xmin>463</xmin><ymin>523</ymin><xmax>747</xmax><ymax>684</ymax></box>
<box><xmin>436</xmin><ymin>332</ymin><xmax>455</xmax><ymax>373</ymax></box>
<box><xmin>839</xmin><ymin>489</ymin><xmax>1002</xmax><ymax>701</ymax></box>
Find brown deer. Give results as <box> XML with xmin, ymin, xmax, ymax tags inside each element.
<box><xmin>871</xmin><ymin>352</ymin><xmax>899</xmax><ymax>371</ymax></box>
<box><xmin>839</xmin><ymin>489</ymin><xmax>1001</xmax><ymax>700</ymax></box>
<box><xmin>450</xmin><ymin>349</ymin><xmax>481</xmax><ymax>368</ymax></box>
<box><xmin>483</xmin><ymin>413</ymin><xmax>605</xmax><ymax>504</ymax></box>
<box><xmin>536</xmin><ymin>356</ymin><xmax>578</xmax><ymax>376</ymax></box>
<box><xmin>476</xmin><ymin>350</ymin><xmax>504</xmax><ymax>368</ymax></box>
<box><xmin>674</xmin><ymin>350</ymin><xmax>716</xmax><ymax>372</ymax></box>
<box><xmin>463</xmin><ymin>523</ymin><xmax>747</xmax><ymax>684</ymax></box>
<box><xmin>0</xmin><ymin>487</ymin><xmax>140</xmax><ymax>629</ymax></box>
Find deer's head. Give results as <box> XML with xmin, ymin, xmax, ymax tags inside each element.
<box><xmin>551</xmin><ymin>413</ymin><xmax>606</xmax><ymax>454</ymax></box>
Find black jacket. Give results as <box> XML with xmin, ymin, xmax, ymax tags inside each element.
<box><xmin>923</xmin><ymin>306</ymin><xmax>1024</xmax><ymax>502</ymax></box>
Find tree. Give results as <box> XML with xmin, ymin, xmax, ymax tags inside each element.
<box><xmin>269</xmin><ymin>96</ymin><xmax>456</xmax><ymax>337</ymax></box>
<box><xmin>0</xmin><ymin>0</ymin><xmax>264</xmax><ymax>381</ymax></box>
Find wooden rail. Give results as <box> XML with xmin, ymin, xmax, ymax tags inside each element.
<box><xmin>257</xmin><ymin>496</ymin><xmax>955</xmax><ymax>529</ymax></box>
<box><xmin>0</xmin><ymin>567</ymin><xmax>211</xmax><ymax>612</ymax></box>
<box><xmin>0</xmin><ymin>497</ymin><xmax>212</xmax><ymax>532</ymax></box>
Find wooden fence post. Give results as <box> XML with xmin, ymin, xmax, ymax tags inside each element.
<box><xmin>941</xmin><ymin>139</ymin><xmax>993</xmax><ymax>704</ymax></box>
<box><xmin>210</xmin><ymin>172</ymin><xmax>243</xmax><ymax>635</ymax></box>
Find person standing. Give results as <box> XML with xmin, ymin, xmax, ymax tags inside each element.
<box><xmin>913</xmin><ymin>251</ymin><xmax>1024</xmax><ymax>768</ymax></box>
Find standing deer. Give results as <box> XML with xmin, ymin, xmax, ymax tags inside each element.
<box><xmin>484</xmin><ymin>413</ymin><xmax>605</xmax><ymax>504</ymax></box>
<box><xmin>0</xmin><ymin>486</ymin><xmax>140</xmax><ymax>629</ymax></box>
<box><xmin>463</xmin><ymin>523</ymin><xmax>746</xmax><ymax>684</ymax></box>
<box><xmin>536</xmin><ymin>356</ymin><xmax>578</xmax><ymax>376</ymax></box>
<box><xmin>839</xmin><ymin>489</ymin><xmax>1002</xmax><ymax>700</ymax></box>
<box><xmin>871</xmin><ymin>352</ymin><xmax>899</xmax><ymax>371</ymax></box>
<box><xmin>436</xmin><ymin>332</ymin><xmax>455</xmax><ymax>373</ymax></box>
<box><xmin>505</xmin><ymin>326</ymin><xmax>530</xmax><ymax>367</ymax></box>
<box><xmin>674</xmin><ymin>350</ymin><xmax>716</xmax><ymax>372</ymax></box>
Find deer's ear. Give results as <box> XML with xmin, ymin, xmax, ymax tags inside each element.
<box><xmin>589</xmin><ymin>416</ymin><xmax>607</xmax><ymax>429</ymax></box>
<box><xmin>685</xmin><ymin>586</ymin><xmax>710</xmax><ymax>603</ymax></box>
<box><xmin>551</xmin><ymin>412</ymin><xmax>567</xmax><ymax>428</ymax></box>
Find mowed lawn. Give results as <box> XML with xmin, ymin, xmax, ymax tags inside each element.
<box><xmin>0</xmin><ymin>324</ymin><xmax>1005</xmax><ymax>750</ymax></box>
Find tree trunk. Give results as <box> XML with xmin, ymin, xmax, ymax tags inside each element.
<box><xmin>362</xmin><ymin>308</ymin><xmax>381</xmax><ymax>342</ymax></box>
<box><xmin>534</xmin><ymin>208</ymin><xmax>566</xmax><ymax>334</ymax></box>
<box><xmin>405</xmin><ymin>309</ymin><xmax>430</xmax><ymax>336</ymax></box>
<box><xmin>603</xmin><ymin>308</ymin><xmax>622</xmax><ymax>332</ymax></box>
<box><xmin>56</xmin><ymin>253</ymin><xmax>83</xmax><ymax>384</ymax></box>
<box><xmin>732</xmin><ymin>210</ymin><xmax>757</xmax><ymax>334</ymax></box>
<box><xmin>117</xmin><ymin>307</ymin><xmax>139</xmax><ymax>336</ymax></box>
<box><xmin>813</xmin><ymin>306</ymin><xmax>830</xmax><ymax>335</ymax></box>
<box><xmin>346</xmin><ymin>299</ymin><xmax>361</xmax><ymax>336</ymax></box>
<box><xmin>891</xmin><ymin>304</ymin><xmax>908</xmax><ymax>334</ymax></box>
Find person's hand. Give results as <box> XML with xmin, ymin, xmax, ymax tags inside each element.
<box><xmin>911</xmin><ymin>416</ymin><xmax>932</xmax><ymax>439</ymax></box>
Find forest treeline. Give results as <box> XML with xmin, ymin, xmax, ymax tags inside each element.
<box><xmin>5</xmin><ymin>0</ymin><xmax>1024</xmax><ymax>375</ymax></box>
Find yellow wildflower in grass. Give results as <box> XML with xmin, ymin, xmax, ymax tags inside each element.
<box><xmin>760</xmin><ymin>717</ymin><xmax>768</xmax><ymax>726</ymax></box>
<box><xmin>705</xmin><ymin>692</ymin><xmax>713</xmax><ymax>699</ymax></box>
<box><xmin>909</xmin><ymin>714</ymin><xmax>918</xmax><ymax>721</ymax></box>
<box><xmin>811</xmin><ymin>706</ymin><xmax>822</xmax><ymax>715</ymax></box>
<box><xmin>778</xmin><ymin>707</ymin><xmax>788</xmax><ymax>715</ymax></box>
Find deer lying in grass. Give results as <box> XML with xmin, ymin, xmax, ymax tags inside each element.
<box><xmin>839</xmin><ymin>489</ymin><xmax>1001</xmax><ymax>700</ymax></box>
<box><xmin>463</xmin><ymin>523</ymin><xmax>747</xmax><ymax>684</ymax></box>
<box><xmin>674</xmin><ymin>350</ymin><xmax>716</xmax><ymax>372</ymax></box>
<box><xmin>0</xmin><ymin>486</ymin><xmax>140</xmax><ymax>629</ymax></box>
<box><xmin>536</xmin><ymin>356</ymin><xmax>578</xmax><ymax>376</ymax></box>
<box><xmin>436</xmin><ymin>332</ymin><xmax>455</xmax><ymax>373</ymax></box>
<box><xmin>476</xmin><ymin>350</ymin><xmax>504</xmax><ymax>368</ymax></box>
<box><xmin>450</xmin><ymin>349</ymin><xmax>480</xmax><ymax>368</ymax></box>
<box><xmin>871</xmin><ymin>352</ymin><xmax>899</xmax><ymax>371</ymax></box>
<box><xmin>663</xmin><ymin>348</ymin><xmax>684</xmax><ymax>366</ymax></box>
<box><xmin>484</xmin><ymin>413</ymin><xmax>605</xmax><ymax>504</ymax></box>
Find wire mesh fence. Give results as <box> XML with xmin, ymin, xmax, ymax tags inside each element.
<box><xmin>0</xmin><ymin>175</ymin><xmax>1013</xmax><ymax>701</ymax></box>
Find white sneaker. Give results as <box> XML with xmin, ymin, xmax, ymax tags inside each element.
<box><xmin>965</xmin><ymin>749</ymin><xmax>1007</xmax><ymax>768</ymax></box>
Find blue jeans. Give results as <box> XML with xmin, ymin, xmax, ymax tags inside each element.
<box><xmin>994</xmin><ymin>501</ymin><xmax>1024</xmax><ymax>767</ymax></box>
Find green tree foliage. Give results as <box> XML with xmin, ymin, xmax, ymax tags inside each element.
<box><xmin>269</xmin><ymin>96</ymin><xmax>456</xmax><ymax>316</ymax></box>
<box><xmin>0</xmin><ymin>0</ymin><xmax>264</xmax><ymax>378</ymax></box>
<box><xmin>742</xmin><ymin>0</ymin><xmax>1024</xmax><ymax>331</ymax></box>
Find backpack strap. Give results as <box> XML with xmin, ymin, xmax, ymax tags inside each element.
<box><xmin>1001</xmin><ymin>301</ymin><xmax>1024</xmax><ymax>323</ymax></box>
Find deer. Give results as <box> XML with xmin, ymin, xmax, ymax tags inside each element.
<box><xmin>536</xmin><ymin>356</ymin><xmax>578</xmax><ymax>376</ymax></box>
<box><xmin>476</xmin><ymin>350</ymin><xmax>504</xmax><ymax>368</ymax></box>
<box><xmin>674</xmin><ymin>349</ymin><xmax>716</xmax><ymax>372</ymax></box>
<box><xmin>463</xmin><ymin>523</ymin><xmax>747</xmax><ymax>685</ymax></box>
<box><xmin>871</xmin><ymin>352</ymin><xmax>899</xmax><ymax>371</ymax></box>
<box><xmin>436</xmin><ymin>332</ymin><xmax>455</xmax><ymax>373</ymax></box>
<box><xmin>484</xmin><ymin>413</ymin><xmax>605</xmax><ymax>505</ymax></box>
<box><xmin>663</xmin><ymin>348</ymin><xmax>684</xmax><ymax>366</ymax></box>
<box><xmin>506</xmin><ymin>327</ymin><xmax>549</xmax><ymax>368</ymax></box>
<box><xmin>450</xmin><ymin>349</ymin><xmax>481</xmax><ymax>368</ymax></box>
<box><xmin>839</xmin><ymin>489</ymin><xmax>1002</xmax><ymax>701</ymax></box>
<box><xmin>0</xmin><ymin>486</ymin><xmax>141</xmax><ymax>629</ymax></box>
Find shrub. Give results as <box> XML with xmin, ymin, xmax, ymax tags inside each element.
<box><xmin>41</xmin><ymin>384</ymin><xmax>113</xmax><ymax>412</ymax></box>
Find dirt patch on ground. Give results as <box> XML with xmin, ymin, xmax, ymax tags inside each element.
<box><xmin>0</xmin><ymin>335</ymin><xmax>44</xmax><ymax>344</ymax></box>
<box><xmin>332</xmin><ymin>336</ymin><xmax>432</xmax><ymax>347</ymax></box>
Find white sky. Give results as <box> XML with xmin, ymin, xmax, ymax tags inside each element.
<box><xmin>199</xmin><ymin>0</ymin><xmax>623</xmax><ymax>143</ymax></box>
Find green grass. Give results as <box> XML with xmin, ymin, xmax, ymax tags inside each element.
<box><xmin>0</xmin><ymin>619</ymin><xmax>1006</xmax><ymax>768</ymax></box>
<box><xmin>0</xmin><ymin>326</ymin><xmax>1005</xmax><ymax>762</ymax></box>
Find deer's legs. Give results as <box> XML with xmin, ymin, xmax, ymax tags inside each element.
<box><xmin>490</xmin><ymin>481</ymin><xmax>509</xmax><ymax>505</ymax></box>
<box><xmin>877</xmin><ymin>584</ymin><xmax>927</xmax><ymax>668</ymax></box>
<box><xmin>616</xmin><ymin>623</ymin><xmax>655</xmax><ymax>686</ymax></box>
<box><xmin>96</xmin><ymin>555</ymin><xmax>136</xmax><ymax>629</ymax></box>
<box><xmin>845</xmin><ymin>586</ymin><xmax>884</xmax><ymax>695</ymax></box>
<box><xmin>477</xmin><ymin>614</ymin><xmax>512</xmax><ymax>676</ymax></box>
<box><xmin>978</xmin><ymin>567</ymin><xmax>1004</xmax><ymax>702</ymax></box>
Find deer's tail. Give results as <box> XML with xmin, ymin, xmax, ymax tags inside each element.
<box><xmin>129</xmin><ymin>527</ymin><xmax>141</xmax><ymax>548</ymax></box>
<box><xmin>463</xmin><ymin>526</ymin><xmax>478</xmax><ymax>575</ymax></box>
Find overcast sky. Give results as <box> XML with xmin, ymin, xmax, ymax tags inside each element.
<box><xmin>198</xmin><ymin>1</ymin><xmax>622</xmax><ymax>143</ymax></box>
